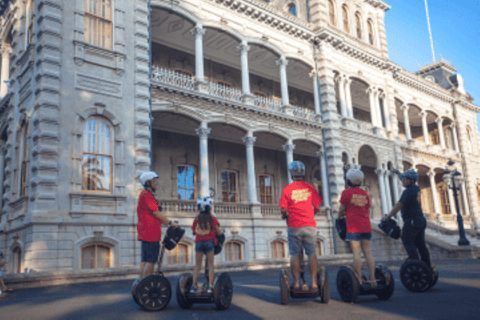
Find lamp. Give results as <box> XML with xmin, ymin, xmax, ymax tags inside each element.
<box><xmin>443</xmin><ymin>159</ymin><xmax>470</xmax><ymax>246</ymax></box>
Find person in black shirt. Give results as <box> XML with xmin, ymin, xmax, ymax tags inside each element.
<box><xmin>382</xmin><ymin>170</ymin><xmax>431</xmax><ymax>266</ymax></box>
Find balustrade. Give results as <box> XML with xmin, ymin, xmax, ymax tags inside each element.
<box><xmin>253</xmin><ymin>95</ymin><xmax>283</xmax><ymax>112</ymax></box>
<box><xmin>152</xmin><ymin>67</ymin><xmax>195</xmax><ymax>90</ymax></box>
<box><xmin>208</xmin><ymin>82</ymin><xmax>244</xmax><ymax>103</ymax></box>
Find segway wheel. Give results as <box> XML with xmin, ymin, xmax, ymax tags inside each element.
<box><xmin>336</xmin><ymin>266</ymin><xmax>360</xmax><ymax>303</ymax></box>
<box><xmin>400</xmin><ymin>260</ymin><xmax>433</xmax><ymax>293</ymax></box>
<box><xmin>317</xmin><ymin>266</ymin><xmax>330</xmax><ymax>304</ymax></box>
<box><xmin>132</xmin><ymin>277</ymin><xmax>141</xmax><ymax>306</ymax></box>
<box><xmin>136</xmin><ymin>275</ymin><xmax>172</xmax><ymax>311</ymax></box>
<box><xmin>427</xmin><ymin>263</ymin><xmax>439</xmax><ymax>290</ymax></box>
<box><xmin>213</xmin><ymin>272</ymin><xmax>233</xmax><ymax>310</ymax></box>
<box><xmin>176</xmin><ymin>273</ymin><xmax>194</xmax><ymax>310</ymax></box>
<box><xmin>279</xmin><ymin>269</ymin><xmax>289</xmax><ymax>305</ymax></box>
<box><xmin>374</xmin><ymin>265</ymin><xmax>395</xmax><ymax>301</ymax></box>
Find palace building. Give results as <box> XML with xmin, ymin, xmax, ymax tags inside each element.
<box><xmin>0</xmin><ymin>0</ymin><xmax>479</xmax><ymax>274</ymax></box>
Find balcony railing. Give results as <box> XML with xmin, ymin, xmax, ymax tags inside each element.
<box><xmin>292</xmin><ymin>105</ymin><xmax>315</xmax><ymax>121</ymax></box>
<box><xmin>215</xmin><ymin>203</ymin><xmax>251</xmax><ymax>216</ymax></box>
<box><xmin>253</xmin><ymin>95</ymin><xmax>283</xmax><ymax>112</ymax></box>
<box><xmin>152</xmin><ymin>67</ymin><xmax>195</xmax><ymax>90</ymax></box>
<box><xmin>261</xmin><ymin>204</ymin><xmax>282</xmax><ymax>216</ymax></box>
<box><xmin>208</xmin><ymin>82</ymin><xmax>244</xmax><ymax>103</ymax></box>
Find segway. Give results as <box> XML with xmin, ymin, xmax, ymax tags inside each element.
<box><xmin>400</xmin><ymin>259</ymin><xmax>439</xmax><ymax>292</ymax></box>
<box><xmin>132</xmin><ymin>225</ymin><xmax>185</xmax><ymax>311</ymax></box>
<box><xmin>335</xmin><ymin>217</ymin><xmax>395</xmax><ymax>303</ymax></box>
<box><xmin>279</xmin><ymin>248</ymin><xmax>330</xmax><ymax>305</ymax></box>
<box><xmin>176</xmin><ymin>233</ymin><xmax>233</xmax><ymax>310</ymax></box>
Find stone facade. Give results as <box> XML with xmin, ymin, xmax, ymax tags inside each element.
<box><xmin>0</xmin><ymin>0</ymin><xmax>478</xmax><ymax>275</ymax></box>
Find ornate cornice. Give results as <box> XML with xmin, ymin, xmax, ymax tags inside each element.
<box><xmin>364</xmin><ymin>0</ymin><xmax>391</xmax><ymax>12</ymax></box>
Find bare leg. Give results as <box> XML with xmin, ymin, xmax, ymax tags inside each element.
<box><xmin>360</xmin><ymin>239</ymin><xmax>376</xmax><ymax>288</ymax></box>
<box><xmin>207</xmin><ymin>251</ymin><xmax>215</xmax><ymax>286</ymax></box>
<box><xmin>349</xmin><ymin>240</ymin><xmax>362</xmax><ymax>284</ymax></box>
<box><xmin>308</xmin><ymin>254</ymin><xmax>318</xmax><ymax>288</ymax></box>
<box><xmin>192</xmin><ymin>252</ymin><xmax>204</xmax><ymax>288</ymax></box>
<box><xmin>290</xmin><ymin>255</ymin><xmax>300</xmax><ymax>288</ymax></box>
<box><xmin>142</xmin><ymin>262</ymin><xmax>156</xmax><ymax>280</ymax></box>
<box><xmin>0</xmin><ymin>278</ymin><xmax>8</xmax><ymax>291</ymax></box>
<box><xmin>139</xmin><ymin>262</ymin><xmax>146</xmax><ymax>278</ymax></box>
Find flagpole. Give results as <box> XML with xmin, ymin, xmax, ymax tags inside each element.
<box><xmin>424</xmin><ymin>0</ymin><xmax>436</xmax><ymax>62</ymax></box>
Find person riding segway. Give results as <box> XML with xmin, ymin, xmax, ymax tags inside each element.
<box><xmin>131</xmin><ymin>171</ymin><xmax>185</xmax><ymax>311</ymax></box>
<box><xmin>176</xmin><ymin>197</ymin><xmax>233</xmax><ymax>310</ymax></box>
<box><xmin>335</xmin><ymin>168</ymin><xmax>395</xmax><ymax>303</ymax></box>
<box><xmin>382</xmin><ymin>170</ymin><xmax>438</xmax><ymax>292</ymax></box>
<box><xmin>278</xmin><ymin>161</ymin><xmax>330</xmax><ymax>305</ymax></box>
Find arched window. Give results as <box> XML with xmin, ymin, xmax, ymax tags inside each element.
<box><xmin>12</xmin><ymin>247</ymin><xmax>22</xmax><ymax>273</ymax></box>
<box><xmin>82</xmin><ymin>117</ymin><xmax>113</xmax><ymax>193</ymax></box>
<box><xmin>177</xmin><ymin>165</ymin><xmax>196</xmax><ymax>200</ymax></box>
<box><xmin>81</xmin><ymin>244</ymin><xmax>112</xmax><ymax>269</ymax></box>
<box><xmin>328</xmin><ymin>0</ymin><xmax>336</xmax><ymax>26</ymax></box>
<box><xmin>342</xmin><ymin>5</ymin><xmax>349</xmax><ymax>33</ymax></box>
<box><xmin>225</xmin><ymin>241</ymin><xmax>242</xmax><ymax>261</ymax></box>
<box><xmin>271</xmin><ymin>240</ymin><xmax>286</xmax><ymax>258</ymax></box>
<box><xmin>167</xmin><ymin>242</ymin><xmax>189</xmax><ymax>264</ymax></box>
<box><xmin>84</xmin><ymin>0</ymin><xmax>113</xmax><ymax>49</ymax></box>
<box><xmin>316</xmin><ymin>240</ymin><xmax>323</xmax><ymax>256</ymax></box>
<box><xmin>19</xmin><ymin>123</ymin><xmax>29</xmax><ymax>197</ymax></box>
<box><xmin>466</xmin><ymin>126</ymin><xmax>473</xmax><ymax>153</ymax></box>
<box><xmin>288</xmin><ymin>3</ymin><xmax>297</xmax><ymax>16</ymax></box>
<box><xmin>367</xmin><ymin>19</ymin><xmax>374</xmax><ymax>45</ymax></box>
<box><xmin>355</xmin><ymin>12</ymin><xmax>362</xmax><ymax>39</ymax></box>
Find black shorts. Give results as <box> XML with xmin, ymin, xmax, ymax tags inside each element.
<box><xmin>141</xmin><ymin>241</ymin><xmax>160</xmax><ymax>263</ymax></box>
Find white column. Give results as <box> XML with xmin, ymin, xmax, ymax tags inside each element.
<box><xmin>196</xmin><ymin>125</ymin><xmax>211</xmax><ymax>198</ymax></box>
<box><xmin>283</xmin><ymin>142</ymin><xmax>295</xmax><ymax>184</ymax></box>
<box><xmin>374</xmin><ymin>90</ymin><xmax>383</xmax><ymax>128</ymax></box>
<box><xmin>0</xmin><ymin>45</ymin><xmax>12</xmax><ymax>97</ymax></box>
<box><xmin>447</xmin><ymin>185</ymin><xmax>456</xmax><ymax>216</ymax></box>
<box><xmin>345</xmin><ymin>77</ymin><xmax>353</xmax><ymax>118</ymax></box>
<box><xmin>420</xmin><ymin>111</ymin><xmax>430</xmax><ymax>145</ymax></box>
<box><xmin>242</xmin><ymin>135</ymin><xmax>259</xmax><ymax>204</ymax></box>
<box><xmin>428</xmin><ymin>171</ymin><xmax>441</xmax><ymax>214</ymax></box>
<box><xmin>402</xmin><ymin>104</ymin><xmax>412</xmax><ymax>140</ymax></box>
<box><xmin>391</xmin><ymin>171</ymin><xmax>400</xmax><ymax>203</ymax></box>
<box><xmin>436</xmin><ymin>117</ymin><xmax>446</xmax><ymax>149</ymax></box>
<box><xmin>316</xmin><ymin>149</ymin><xmax>330</xmax><ymax>207</ymax></box>
<box><xmin>460</xmin><ymin>182</ymin><xmax>471</xmax><ymax>217</ymax></box>
<box><xmin>191</xmin><ymin>26</ymin><xmax>206</xmax><ymax>82</ymax></box>
<box><xmin>380</xmin><ymin>92</ymin><xmax>390</xmax><ymax>131</ymax></box>
<box><xmin>310</xmin><ymin>70</ymin><xmax>321</xmax><ymax>115</ymax></box>
<box><xmin>368</xmin><ymin>87</ymin><xmax>378</xmax><ymax>126</ymax></box>
<box><xmin>276</xmin><ymin>56</ymin><xmax>289</xmax><ymax>106</ymax></box>
<box><xmin>384</xmin><ymin>171</ymin><xmax>393</xmax><ymax>212</ymax></box>
<box><xmin>375</xmin><ymin>169</ymin><xmax>388</xmax><ymax>217</ymax></box>
<box><xmin>337</xmin><ymin>75</ymin><xmax>347</xmax><ymax>118</ymax></box>
<box><xmin>451</xmin><ymin>124</ymin><xmax>460</xmax><ymax>152</ymax></box>
<box><xmin>237</xmin><ymin>42</ymin><xmax>251</xmax><ymax>95</ymax></box>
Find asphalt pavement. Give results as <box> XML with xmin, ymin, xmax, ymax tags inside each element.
<box><xmin>1</xmin><ymin>258</ymin><xmax>479</xmax><ymax>320</ymax></box>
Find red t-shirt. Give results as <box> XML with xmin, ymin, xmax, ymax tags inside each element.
<box><xmin>340</xmin><ymin>187</ymin><xmax>371</xmax><ymax>233</ymax></box>
<box><xmin>279</xmin><ymin>181</ymin><xmax>322</xmax><ymax>228</ymax></box>
<box><xmin>191</xmin><ymin>216</ymin><xmax>220</xmax><ymax>245</ymax></box>
<box><xmin>137</xmin><ymin>191</ymin><xmax>162</xmax><ymax>242</ymax></box>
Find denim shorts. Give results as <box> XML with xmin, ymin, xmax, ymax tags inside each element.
<box><xmin>345</xmin><ymin>232</ymin><xmax>372</xmax><ymax>241</ymax></box>
<box><xmin>195</xmin><ymin>239</ymin><xmax>215</xmax><ymax>254</ymax></box>
<box><xmin>287</xmin><ymin>227</ymin><xmax>316</xmax><ymax>257</ymax></box>
<box><xmin>141</xmin><ymin>241</ymin><xmax>160</xmax><ymax>263</ymax></box>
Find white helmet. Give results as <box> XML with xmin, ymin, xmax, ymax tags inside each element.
<box><xmin>197</xmin><ymin>196</ymin><xmax>213</xmax><ymax>213</ymax></box>
<box><xmin>346</xmin><ymin>168</ymin><xmax>364</xmax><ymax>186</ymax></box>
<box><xmin>139</xmin><ymin>171</ymin><xmax>159</xmax><ymax>187</ymax></box>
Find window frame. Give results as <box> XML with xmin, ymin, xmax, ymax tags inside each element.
<box><xmin>12</xmin><ymin>247</ymin><xmax>22</xmax><ymax>273</ymax></box>
<box><xmin>328</xmin><ymin>0</ymin><xmax>336</xmax><ymax>26</ymax></box>
<box><xmin>316</xmin><ymin>240</ymin><xmax>323</xmax><ymax>256</ymax></box>
<box><xmin>288</xmin><ymin>3</ymin><xmax>297</xmax><ymax>17</ymax></box>
<box><xmin>342</xmin><ymin>5</ymin><xmax>349</xmax><ymax>33</ymax></box>
<box><xmin>355</xmin><ymin>12</ymin><xmax>362</xmax><ymax>39</ymax></box>
<box><xmin>166</xmin><ymin>242</ymin><xmax>190</xmax><ymax>264</ymax></box>
<box><xmin>19</xmin><ymin>123</ymin><xmax>29</xmax><ymax>197</ymax></box>
<box><xmin>84</xmin><ymin>0</ymin><xmax>114</xmax><ymax>50</ymax></box>
<box><xmin>221</xmin><ymin>170</ymin><xmax>238</xmax><ymax>203</ymax></box>
<box><xmin>367</xmin><ymin>19</ymin><xmax>374</xmax><ymax>45</ymax></box>
<box><xmin>271</xmin><ymin>240</ymin><xmax>286</xmax><ymax>259</ymax></box>
<box><xmin>80</xmin><ymin>243</ymin><xmax>112</xmax><ymax>269</ymax></box>
<box><xmin>81</xmin><ymin>117</ymin><xmax>114</xmax><ymax>194</ymax></box>
<box><xmin>225</xmin><ymin>241</ymin><xmax>243</xmax><ymax>262</ymax></box>
<box><xmin>259</xmin><ymin>174</ymin><xmax>274</xmax><ymax>204</ymax></box>
<box><xmin>177</xmin><ymin>165</ymin><xmax>197</xmax><ymax>201</ymax></box>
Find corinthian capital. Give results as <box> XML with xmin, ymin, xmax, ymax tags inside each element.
<box><xmin>195</xmin><ymin>127</ymin><xmax>211</xmax><ymax>139</ymax></box>
<box><xmin>191</xmin><ymin>26</ymin><xmax>206</xmax><ymax>39</ymax></box>
<box><xmin>374</xmin><ymin>169</ymin><xmax>385</xmax><ymax>177</ymax></box>
<box><xmin>282</xmin><ymin>143</ymin><xmax>295</xmax><ymax>153</ymax></box>
<box><xmin>242</xmin><ymin>136</ymin><xmax>256</xmax><ymax>147</ymax></box>
<box><xmin>276</xmin><ymin>56</ymin><xmax>288</xmax><ymax>68</ymax></box>
<box><xmin>0</xmin><ymin>45</ymin><xmax>13</xmax><ymax>56</ymax></box>
<box><xmin>237</xmin><ymin>42</ymin><xmax>250</xmax><ymax>54</ymax></box>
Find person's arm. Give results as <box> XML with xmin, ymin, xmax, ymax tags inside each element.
<box><xmin>152</xmin><ymin>211</ymin><xmax>177</xmax><ymax>227</ymax></box>
<box><xmin>215</xmin><ymin>224</ymin><xmax>223</xmax><ymax>236</ymax></box>
<box><xmin>337</xmin><ymin>204</ymin><xmax>346</xmax><ymax>220</ymax></box>
<box><xmin>382</xmin><ymin>202</ymin><xmax>403</xmax><ymax>221</ymax></box>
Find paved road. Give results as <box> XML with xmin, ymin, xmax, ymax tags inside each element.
<box><xmin>1</xmin><ymin>259</ymin><xmax>479</xmax><ymax>320</ymax></box>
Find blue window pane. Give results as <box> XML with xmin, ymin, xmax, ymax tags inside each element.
<box><xmin>186</xmin><ymin>190</ymin><xmax>195</xmax><ymax>200</ymax></box>
<box><xmin>177</xmin><ymin>166</ymin><xmax>186</xmax><ymax>188</ymax></box>
<box><xmin>178</xmin><ymin>189</ymin><xmax>186</xmax><ymax>200</ymax></box>
<box><xmin>265</xmin><ymin>176</ymin><xmax>271</xmax><ymax>187</ymax></box>
<box><xmin>97</xmin><ymin>120</ymin><xmax>111</xmax><ymax>155</ymax></box>
<box><xmin>186</xmin><ymin>167</ymin><xmax>195</xmax><ymax>188</ymax></box>
<box><xmin>96</xmin><ymin>156</ymin><xmax>111</xmax><ymax>191</ymax></box>
<box><xmin>83</xmin><ymin>118</ymin><xmax>97</xmax><ymax>153</ymax></box>
<box><xmin>289</xmin><ymin>4</ymin><xmax>296</xmax><ymax>16</ymax></box>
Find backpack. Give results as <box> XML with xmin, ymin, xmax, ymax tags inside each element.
<box><xmin>336</xmin><ymin>217</ymin><xmax>347</xmax><ymax>241</ymax></box>
<box><xmin>378</xmin><ymin>218</ymin><xmax>401</xmax><ymax>240</ymax></box>
<box><xmin>214</xmin><ymin>233</ymin><xmax>225</xmax><ymax>255</ymax></box>
<box><xmin>164</xmin><ymin>226</ymin><xmax>185</xmax><ymax>250</ymax></box>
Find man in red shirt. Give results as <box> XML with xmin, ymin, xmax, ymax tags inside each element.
<box><xmin>338</xmin><ymin>168</ymin><xmax>376</xmax><ymax>287</ymax></box>
<box><xmin>137</xmin><ymin>172</ymin><xmax>178</xmax><ymax>280</ymax></box>
<box><xmin>279</xmin><ymin>161</ymin><xmax>322</xmax><ymax>290</ymax></box>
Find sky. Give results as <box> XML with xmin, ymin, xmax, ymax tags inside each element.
<box><xmin>383</xmin><ymin>0</ymin><xmax>480</xmax><ymax>132</ymax></box>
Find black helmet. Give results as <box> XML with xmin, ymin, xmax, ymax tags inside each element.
<box><xmin>163</xmin><ymin>226</ymin><xmax>185</xmax><ymax>250</ymax></box>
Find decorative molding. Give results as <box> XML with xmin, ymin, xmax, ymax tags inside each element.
<box><xmin>75</xmin><ymin>73</ymin><xmax>123</xmax><ymax>98</ymax></box>
<box><xmin>73</xmin><ymin>41</ymin><xmax>126</xmax><ymax>76</ymax></box>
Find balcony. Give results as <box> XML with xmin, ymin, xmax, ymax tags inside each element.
<box><xmin>151</xmin><ymin>67</ymin><xmax>319</xmax><ymax>124</ymax></box>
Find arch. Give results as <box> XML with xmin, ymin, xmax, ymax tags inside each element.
<box><xmin>73</xmin><ymin>235</ymin><xmax>120</xmax><ymax>270</ymax></box>
<box><xmin>202</xmin><ymin>21</ymin><xmax>246</xmax><ymax>43</ymax></box>
<box><xmin>150</xmin><ymin>0</ymin><xmax>202</xmax><ymax>26</ymax></box>
<box><xmin>207</xmin><ymin>118</ymin><xmax>251</xmax><ymax>134</ymax></box>
<box><xmin>224</xmin><ymin>239</ymin><xmax>245</xmax><ymax>262</ymax></box>
<box><xmin>269</xmin><ymin>236</ymin><xmax>288</xmax><ymax>259</ymax></box>
<box><xmin>244</xmin><ymin>36</ymin><xmax>285</xmax><ymax>58</ymax></box>
<box><xmin>357</xmin><ymin>144</ymin><xmax>379</xmax><ymax>168</ymax></box>
<box><xmin>341</xmin><ymin>150</ymin><xmax>353</xmax><ymax>164</ymax></box>
<box><xmin>252</xmin><ymin>126</ymin><xmax>292</xmax><ymax>142</ymax></box>
<box><xmin>349</xmin><ymin>76</ymin><xmax>371</xmax><ymax>88</ymax></box>
<box><xmin>286</xmin><ymin>2</ymin><xmax>298</xmax><ymax>17</ymax></box>
<box><xmin>151</xmin><ymin>104</ymin><xmax>204</xmax><ymax>124</ymax></box>
<box><xmin>291</xmin><ymin>136</ymin><xmax>323</xmax><ymax>149</ymax></box>
<box><xmin>75</xmin><ymin>105</ymin><xmax>121</xmax><ymax>134</ymax></box>
<box><xmin>284</xmin><ymin>54</ymin><xmax>315</xmax><ymax>70</ymax></box>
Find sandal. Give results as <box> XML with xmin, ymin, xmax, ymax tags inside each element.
<box><xmin>189</xmin><ymin>286</ymin><xmax>197</xmax><ymax>294</ymax></box>
<box><xmin>207</xmin><ymin>285</ymin><xmax>214</xmax><ymax>294</ymax></box>
<box><xmin>311</xmin><ymin>283</ymin><xmax>318</xmax><ymax>290</ymax></box>
<box><xmin>291</xmin><ymin>283</ymin><xmax>301</xmax><ymax>290</ymax></box>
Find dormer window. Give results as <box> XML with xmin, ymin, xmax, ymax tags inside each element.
<box><xmin>288</xmin><ymin>4</ymin><xmax>297</xmax><ymax>16</ymax></box>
